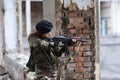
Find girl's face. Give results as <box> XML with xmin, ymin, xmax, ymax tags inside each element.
<box><xmin>42</xmin><ymin>32</ymin><xmax>51</xmax><ymax>38</ymax></box>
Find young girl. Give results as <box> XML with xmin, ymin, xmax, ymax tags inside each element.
<box><xmin>27</xmin><ymin>20</ymin><xmax>65</xmax><ymax>80</ymax></box>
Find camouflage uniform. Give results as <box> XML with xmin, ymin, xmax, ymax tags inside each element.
<box><xmin>27</xmin><ymin>34</ymin><xmax>65</xmax><ymax>80</ymax></box>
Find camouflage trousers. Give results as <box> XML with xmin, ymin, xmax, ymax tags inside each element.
<box><xmin>34</xmin><ymin>65</ymin><xmax>57</xmax><ymax>80</ymax></box>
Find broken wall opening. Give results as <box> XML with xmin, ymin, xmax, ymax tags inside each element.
<box><xmin>22</xmin><ymin>1</ymin><xmax>43</xmax><ymax>37</ymax></box>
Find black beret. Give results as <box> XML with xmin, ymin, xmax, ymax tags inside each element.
<box><xmin>36</xmin><ymin>20</ymin><xmax>53</xmax><ymax>34</ymax></box>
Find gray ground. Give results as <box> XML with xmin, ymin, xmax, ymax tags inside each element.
<box><xmin>100</xmin><ymin>44</ymin><xmax>120</xmax><ymax>80</ymax></box>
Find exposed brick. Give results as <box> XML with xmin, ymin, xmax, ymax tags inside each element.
<box><xmin>73</xmin><ymin>73</ymin><xmax>83</xmax><ymax>79</ymax></box>
<box><xmin>66</xmin><ymin>73</ymin><xmax>83</xmax><ymax>80</ymax></box>
<box><xmin>56</xmin><ymin>12</ymin><xmax>62</xmax><ymax>18</ymax></box>
<box><xmin>83</xmin><ymin>51</ymin><xmax>93</xmax><ymax>57</ymax></box>
<box><xmin>83</xmin><ymin>45</ymin><xmax>91</xmax><ymax>51</ymax></box>
<box><xmin>82</xmin><ymin>41</ymin><xmax>92</xmax><ymax>45</ymax></box>
<box><xmin>75</xmin><ymin>34</ymin><xmax>83</xmax><ymax>38</ymax></box>
<box><xmin>90</xmin><ymin>44</ymin><xmax>95</xmax><ymax>50</ymax></box>
<box><xmin>68</xmin><ymin>11</ymin><xmax>81</xmax><ymax>18</ymax></box>
<box><xmin>74</xmin><ymin>46</ymin><xmax>85</xmax><ymax>52</ymax></box>
<box><xmin>80</xmin><ymin>46</ymin><xmax>87</xmax><ymax>52</ymax></box>
<box><xmin>74</xmin><ymin>57</ymin><xmax>86</xmax><ymax>62</ymax></box>
<box><xmin>83</xmin><ymin>62</ymin><xmax>93</xmax><ymax>67</ymax></box>
<box><xmin>69</xmin><ymin>17</ymin><xmax>84</xmax><ymax>24</ymax></box>
<box><xmin>83</xmin><ymin>29</ymin><xmax>91</xmax><ymax>34</ymax></box>
<box><xmin>56</xmin><ymin>4</ymin><xmax>95</xmax><ymax>79</ymax></box>
<box><xmin>56</xmin><ymin>18</ymin><xmax>62</xmax><ymax>25</ymax></box>
<box><xmin>82</xmin><ymin>34</ymin><xmax>91</xmax><ymax>39</ymax></box>
<box><xmin>75</xmin><ymin>63</ymin><xmax>83</xmax><ymax>67</ymax></box>
<box><xmin>83</xmin><ymin>72</ymin><xmax>95</xmax><ymax>79</ymax></box>
<box><xmin>76</xmin><ymin>28</ymin><xmax>83</xmax><ymax>34</ymax></box>
<box><xmin>75</xmin><ymin>23</ymin><xmax>85</xmax><ymax>29</ymax></box>
<box><xmin>69</xmin><ymin>12</ymin><xmax>77</xmax><ymax>17</ymax></box>
<box><xmin>90</xmin><ymin>56</ymin><xmax>95</xmax><ymax>62</ymax></box>
<box><xmin>84</xmin><ymin>8</ymin><xmax>94</xmax><ymax>17</ymax></box>
<box><xmin>67</xmin><ymin>67</ymin><xmax>75</xmax><ymax>74</ymax></box>
<box><xmin>74</xmin><ymin>57</ymin><xmax>91</xmax><ymax>62</ymax></box>
<box><xmin>67</xmin><ymin>63</ymin><xmax>76</xmax><ymax>68</ymax></box>
<box><xmin>86</xmin><ymin>57</ymin><xmax>91</xmax><ymax>62</ymax></box>
<box><xmin>77</xmin><ymin>52</ymin><xmax>83</xmax><ymax>56</ymax></box>
<box><xmin>88</xmin><ymin>67</ymin><xmax>95</xmax><ymax>72</ymax></box>
<box><xmin>69</xmin><ymin>17</ymin><xmax>85</xmax><ymax>28</ymax></box>
<box><xmin>75</xmin><ymin>67</ymin><xmax>90</xmax><ymax>73</ymax></box>
<box><xmin>67</xmin><ymin>28</ymin><xmax>77</xmax><ymax>35</ymax></box>
<box><xmin>84</xmin><ymin>23</ymin><xmax>90</xmax><ymax>28</ymax></box>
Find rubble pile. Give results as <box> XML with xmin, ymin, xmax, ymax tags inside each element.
<box><xmin>0</xmin><ymin>65</ymin><xmax>5</xmax><ymax>75</ymax></box>
<box><xmin>0</xmin><ymin>65</ymin><xmax>11</xmax><ymax>80</ymax></box>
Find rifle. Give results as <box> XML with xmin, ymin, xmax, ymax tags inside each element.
<box><xmin>50</xmin><ymin>35</ymin><xmax>87</xmax><ymax>55</ymax></box>
<box><xmin>52</xmin><ymin>36</ymin><xmax>87</xmax><ymax>43</ymax></box>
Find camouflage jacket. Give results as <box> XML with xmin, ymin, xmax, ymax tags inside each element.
<box><xmin>26</xmin><ymin>34</ymin><xmax>65</xmax><ymax>71</ymax></box>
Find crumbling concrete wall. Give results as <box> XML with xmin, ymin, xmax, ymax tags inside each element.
<box><xmin>3</xmin><ymin>53</ymin><xmax>29</xmax><ymax>80</ymax></box>
<box><xmin>4</xmin><ymin>0</ymin><xmax>18</xmax><ymax>52</ymax></box>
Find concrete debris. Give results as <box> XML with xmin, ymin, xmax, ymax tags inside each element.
<box><xmin>0</xmin><ymin>74</ymin><xmax>12</xmax><ymax>80</ymax></box>
<box><xmin>0</xmin><ymin>65</ymin><xmax>12</xmax><ymax>80</ymax></box>
<box><xmin>0</xmin><ymin>65</ymin><xmax>5</xmax><ymax>75</ymax></box>
<box><xmin>25</xmin><ymin>72</ymin><xmax>36</xmax><ymax>80</ymax></box>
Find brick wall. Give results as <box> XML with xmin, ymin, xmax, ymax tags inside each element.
<box><xmin>55</xmin><ymin>2</ymin><xmax>95</xmax><ymax>80</ymax></box>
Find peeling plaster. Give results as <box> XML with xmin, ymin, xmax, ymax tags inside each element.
<box><xmin>4</xmin><ymin>0</ymin><xmax>18</xmax><ymax>51</ymax></box>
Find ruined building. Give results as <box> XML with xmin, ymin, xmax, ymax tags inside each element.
<box><xmin>0</xmin><ymin>0</ymin><xmax>99</xmax><ymax>80</ymax></box>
